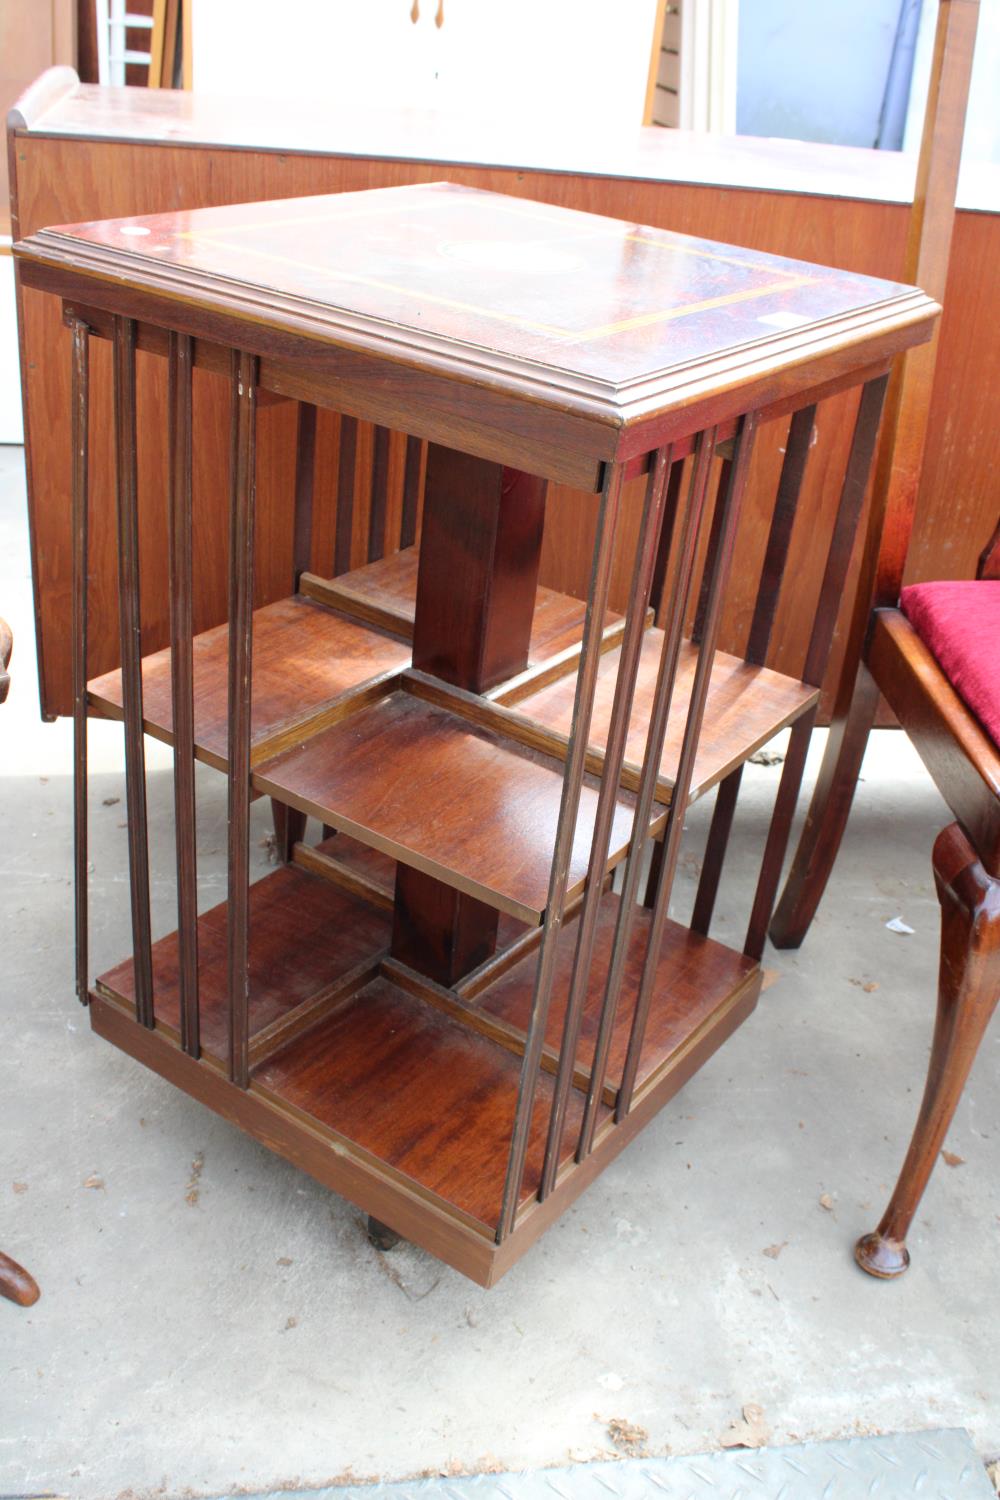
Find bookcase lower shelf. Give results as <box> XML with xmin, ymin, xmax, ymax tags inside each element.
<box><xmin>91</xmin><ymin>854</ymin><xmax>762</xmax><ymax>1284</ymax></box>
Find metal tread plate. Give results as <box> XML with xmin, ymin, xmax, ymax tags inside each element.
<box><xmin>222</xmin><ymin>1428</ymin><xmax>993</xmax><ymax>1500</ymax></box>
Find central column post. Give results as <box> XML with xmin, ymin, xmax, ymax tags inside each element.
<box><xmin>390</xmin><ymin>444</ymin><xmax>547</xmax><ymax>986</ymax></box>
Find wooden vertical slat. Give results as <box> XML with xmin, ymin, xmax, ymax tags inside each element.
<box><xmin>227</xmin><ymin>349</ymin><xmax>258</xmax><ymax>1089</ymax></box>
<box><xmin>497</xmin><ymin>460</ymin><xmax>626</xmax><ymax>1241</ymax></box>
<box><xmin>577</xmin><ymin>428</ymin><xmax>720</xmax><ymax>1157</ymax></box>
<box><xmin>745</xmin><ymin>403</ymin><xmax>816</xmax><ymax>667</ymax></box>
<box><xmin>334</xmin><ymin>415</ymin><xmax>357</xmax><ymax>576</ymax></box>
<box><xmin>292</xmin><ymin>402</ymin><xmax>317</xmax><ymax>588</ymax></box>
<box><xmin>746</xmin><ymin>375</ymin><xmax>889</xmax><ymax>958</ymax></box>
<box><xmin>690</xmin><ymin>400</ymin><xmax>818</xmax><ymax>936</ymax></box>
<box><xmin>400</xmin><ymin>435</ymin><xmax>424</xmax><ymax>550</ymax></box>
<box><xmin>691</xmin><ymin>456</ymin><xmax>731</xmax><ymax>644</ymax></box>
<box><xmin>649</xmin><ymin>459</ymin><xmax>685</xmax><ymax>622</ymax></box>
<box><xmin>168</xmin><ymin>330</ymin><xmax>200</xmax><ymax>1057</ymax></box>
<box><xmin>802</xmin><ymin>377</ymin><xmax>891</xmax><ymax>688</ymax></box>
<box><xmin>368</xmin><ymin>424</ymin><xmax>391</xmax><ymax>563</ymax></box>
<box><xmin>539</xmin><ymin>445</ymin><xmax>673</xmax><ymax>1198</ymax></box>
<box><xmin>690</xmin><ymin>764</ymin><xmax>744</xmax><ymax>935</ymax></box>
<box><xmin>614</xmin><ymin>412</ymin><xmax>759</xmax><ymax>1120</ymax></box>
<box><xmin>743</xmin><ymin>712</ymin><xmax>814</xmax><ymax>961</ymax></box>
<box><xmin>148</xmin><ymin>0</ymin><xmax>168</xmax><ymax>87</ymax></box>
<box><xmin>161</xmin><ymin>0</ymin><xmax>181</xmax><ymax>88</ymax></box>
<box><xmin>70</xmin><ymin>317</ymin><xmax>90</xmax><ymax>1005</ymax></box>
<box><xmin>113</xmin><ymin>315</ymin><xmax>154</xmax><ymax>1029</ymax></box>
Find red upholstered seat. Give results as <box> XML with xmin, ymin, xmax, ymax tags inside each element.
<box><xmin>900</xmin><ymin>581</ymin><xmax>1000</xmax><ymax>748</ymax></box>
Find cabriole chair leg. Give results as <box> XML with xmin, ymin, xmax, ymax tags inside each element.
<box><xmin>856</xmin><ymin>822</ymin><xmax>1000</xmax><ymax>1278</ymax></box>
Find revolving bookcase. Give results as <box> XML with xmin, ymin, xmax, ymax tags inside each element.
<box><xmin>14</xmin><ymin>183</ymin><xmax>937</xmax><ymax>1285</ymax></box>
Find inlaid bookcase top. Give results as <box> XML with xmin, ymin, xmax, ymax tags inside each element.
<box><xmin>14</xmin><ymin>182</ymin><xmax>936</xmax><ymax>1284</ymax></box>
<box><xmin>18</xmin><ymin>181</ymin><xmax>934</xmax><ymax>485</ymax></box>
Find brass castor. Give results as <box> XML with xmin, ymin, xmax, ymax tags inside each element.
<box><xmin>367</xmin><ymin>1215</ymin><xmax>401</xmax><ymax>1252</ymax></box>
<box><xmin>854</xmin><ymin>1231</ymin><xmax>910</xmax><ymax>1279</ymax></box>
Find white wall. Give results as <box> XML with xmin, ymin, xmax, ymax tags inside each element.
<box><xmin>904</xmin><ymin>0</ymin><xmax>1000</xmax><ymax>166</ymax></box>
<box><xmin>191</xmin><ymin>0</ymin><xmax>660</xmax><ymax>134</ymax></box>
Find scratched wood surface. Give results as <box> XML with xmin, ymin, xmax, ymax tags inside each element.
<box><xmin>33</xmin><ymin>182</ymin><xmax>919</xmax><ymax>390</ymax></box>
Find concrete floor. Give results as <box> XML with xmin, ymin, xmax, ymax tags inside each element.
<box><xmin>1</xmin><ymin>442</ymin><xmax>997</xmax><ymax>1499</ymax></box>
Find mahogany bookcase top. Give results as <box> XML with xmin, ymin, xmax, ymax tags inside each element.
<box><xmin>15</xmin><ymin>180</ymin><xmax>937</xmax><ymax>485</ymax></box>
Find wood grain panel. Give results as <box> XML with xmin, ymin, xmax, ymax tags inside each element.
<box><xmin>520</xmin><ymin>632</ymin><xmax>818</xmax><ymax>802</ymax></box>
<box><xmin>478</xmin><ymin>891</ymin><xmax>759</xmax><ymax>1102</ymax></box>
<box><xmin>30</xmin><ymin>185</ymin><xmax>919</xmax><ymax>391</ymax></box>
<box><xmin>87</xmin><ymin>593</ymin><xmax>410</xmax><ymax>767</ymax></box>
<box><xmin>96</xmin><ymin>860</ymin><xmax>392</xmax><ymax>1063</ymax></box>
<box><xmin>253</xmin><ymin>973</ymin><xmax>588</xmax><ymax>1231</ymax></box>
<box><xmin>254</xmin><ymin>689</ymin><xmax>639</xmax><ymax>924</ymax></box>
<box><xmin>906</xmin><ymin>209</ymin><xmax>1000</xmax><ymax>592</ymax></box>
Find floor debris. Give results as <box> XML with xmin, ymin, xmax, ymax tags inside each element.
<box><xmin>719</xmin><ymin>1402</ymin><xmax>770</xmax><ymax>1449</ymax></box>
<box><xmin>371</xmin><ymin>1245</ymin><xmax>440</xmax><ymax>1302</ymax></box>
<box><xmin>185</xmin><ymin>1152</ymin><xmax>204</xmax><ymax>1207</ymax></box>
<box><xmin>606</xmin><ymin>1418</ymin><xmax>650</xmax><ymax>1457</ymax></box>
<box><xmin>749</xmin><ymin>748</ymin><xmax>785</xmax><ymax>766</ymax></box>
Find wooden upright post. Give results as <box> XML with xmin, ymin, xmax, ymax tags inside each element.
<box><xmin>770</xmin><ymin>0</ymin><xmax>980</xmax><ymax>949</ymax></box>
<box><xmin>394</xmin><ymin>446</ymin><xmax>547</xmax><ymax>986</ymax></box>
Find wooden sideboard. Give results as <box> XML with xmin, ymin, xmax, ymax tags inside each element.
<box><xmin>9</xmin><ymin>70</ymin><xmax>1000</xmax><ymax>720</ymax></box>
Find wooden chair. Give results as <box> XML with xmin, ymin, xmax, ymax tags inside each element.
<box><xmin>768</xmin><ymin>0</ymin><xmax>995</xmax><ymax>1276</ymax></box>
<box><xmin>854</xmin><ymin>523</ymin><xmax>1000</xmax><ymax>1276</ymax></box>
<box><xmin>771</xmin><ymin>0</ymin><xmax>979</xmax><ymax>961</ymax></box>
<box><xmin>0</xmin><ymin>618</ymin><xmax>41</xmax><ymax>1308</ymax></box>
